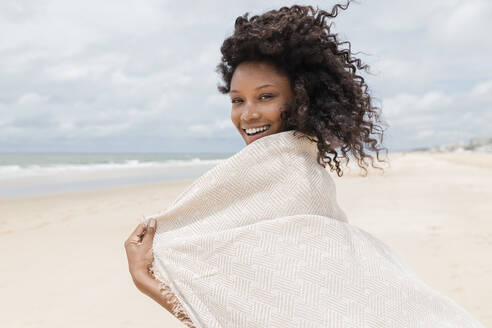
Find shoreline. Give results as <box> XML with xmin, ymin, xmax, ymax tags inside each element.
<box><xmin>0</xmin><ymin>161</ymin><xmax>219</xmax><ymax>200</ymax></box>
<box><xmin>0</xmin><ymin>176</ymin><xmax>197</xmax><ymax>202</ymax></box>
<box><xmin>1</xmin><ymin>150</ymin><xmax>489</xmax><ymax>200</ymax></box>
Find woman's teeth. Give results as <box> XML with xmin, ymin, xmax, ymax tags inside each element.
<box><xmin>245</xmin><ymin>125</ymin><xmax>270</xmax><ymax>135</ymax></box>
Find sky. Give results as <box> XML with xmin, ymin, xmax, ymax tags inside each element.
<box><xmin>1</xmin><ymin>0</ymin><xmax>491</xmax><ymax>153</ymax></box>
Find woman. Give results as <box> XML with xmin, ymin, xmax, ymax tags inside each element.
<box><xmin>124</xmin><ymin>2</ymin><xmax>483</xmax><ymax>327</ymax></box>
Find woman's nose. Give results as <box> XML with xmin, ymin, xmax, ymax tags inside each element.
<box><xmin>241</xmin><ymin>104</ymin><xmax>260</xmax><ymax>121</ymax></box>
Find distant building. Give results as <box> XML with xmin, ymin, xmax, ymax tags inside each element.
<box><xmin>427</xmin><ymin>137</ymin><xmax>492</xmax><ymax>153</ymax></box>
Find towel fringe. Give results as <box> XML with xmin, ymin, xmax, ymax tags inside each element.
<box><xmin>149</xmin><ymin>266</ymin><xmax>197</xmax><ymax>328</ymax></box>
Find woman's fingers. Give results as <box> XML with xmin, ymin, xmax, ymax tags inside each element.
<box><xmin>133</xmin><ymin>222</ymin><xmax>146</xmax><ymax>236</ymax></box>
<box><xmin>142</xmin><ymin>219</ymin><xmax>156</xmax><ymax>244</ymax></box>
<box><xmin>125</xmin><ymin>222</ymin><xmax>147</xmax><ymax>245</ymax></box>
<box><xmin>124</xmin><ymin>219</ymin><xmax>156</xmax><ymax>250</ymax></box>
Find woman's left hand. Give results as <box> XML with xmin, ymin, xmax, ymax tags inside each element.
<box><xmin>124</xmin><ymin>219</ymin><xmax>156</xmax><ymax>280</ymax></box>
<box><xmin>123</xmin><ymin>219</ymin><xmax>183</xmax><ymax>313</ymax></box>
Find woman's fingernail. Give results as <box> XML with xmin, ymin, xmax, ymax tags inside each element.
<box><xmin>149</xmin><ymin>219</ymin><xmax>156</xmax><ymax>228</ymax></box>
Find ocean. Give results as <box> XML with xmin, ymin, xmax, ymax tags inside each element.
<box><xmin>0</xmin><ymin>152</ymin><xmax>233</xmax><ymax>199</ymax></box>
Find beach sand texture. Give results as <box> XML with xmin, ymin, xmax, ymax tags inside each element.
<box><xmin>0</xmin><ymin>151</ymin><xmax>490</xmax><ymax>327</ymax></box>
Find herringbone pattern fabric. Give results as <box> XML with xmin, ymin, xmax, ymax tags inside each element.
<box><xmin>146</xmin><ymin>130</ymin><xmax>484</xmax><ymax>328</ymax></box>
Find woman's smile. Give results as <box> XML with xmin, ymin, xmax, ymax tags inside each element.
<box><xmin>243</xmin><ymin>124</ymin><xmax>271</xmax><ymax>142</ymax></box>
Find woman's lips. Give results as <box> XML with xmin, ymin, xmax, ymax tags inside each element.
<box><xmin>244</xmin><ymin>126</ymin><xmax>270</xmax><ymax>142</ymax></box>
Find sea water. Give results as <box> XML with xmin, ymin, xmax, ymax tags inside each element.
<box><xmin>0</xmin><ymin>152</ymin><xmax>232</xmax><ymax>199</ymax></box>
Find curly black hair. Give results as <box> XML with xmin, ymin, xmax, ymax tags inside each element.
<box><xmin>216</xmin><ymin>1</ymin><xmax>388</xmax><ymax>177</ymax></box>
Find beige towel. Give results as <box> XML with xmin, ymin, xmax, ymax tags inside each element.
<box><xmin>145</xmin><ymin>130</ymin><xmax>484</xmax><ymax>328</ymax></box>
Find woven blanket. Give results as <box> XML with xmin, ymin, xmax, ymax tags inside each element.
<box><xmin>144</xmin><ymin>130</ymin><xmax>483</xmax><ymax>328</ymax></box>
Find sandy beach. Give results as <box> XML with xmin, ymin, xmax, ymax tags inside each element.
<box><xmin>1</xmin><ymin>151</ymin><xmax>490</xmax><ymax>327</ymax></box>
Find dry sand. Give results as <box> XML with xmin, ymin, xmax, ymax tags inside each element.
<box><xmin>0</xmin><ymin>151</ymin><xmax>490</xmax><ymax>327</ymax></box>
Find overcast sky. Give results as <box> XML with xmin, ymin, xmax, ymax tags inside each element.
<box><xmin>1</xmin><ymin>0</ymin><xmax>491</xmax><ymax>153</ymax></box>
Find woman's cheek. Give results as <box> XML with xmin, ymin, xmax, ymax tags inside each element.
<box><xmin>230</xmin><ymin>109</ymin><xmax>239</xmax><ymax>127</ymax></box>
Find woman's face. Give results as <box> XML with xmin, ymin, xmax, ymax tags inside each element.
<box><xmin>229</xmin><ymin>61</ymin><xmax>294</xmax><ymax>145</ymax></box>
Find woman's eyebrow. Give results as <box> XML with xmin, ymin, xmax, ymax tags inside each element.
<box><xmin>230</xmin><ymin>84</ymin><xmax>275</xmax><ymax>93</ymax></box>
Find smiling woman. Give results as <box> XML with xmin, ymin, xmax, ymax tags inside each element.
<box><xmin>124</xmin><ymin>1</ymin><xmax>486</xmax><ymax>327</ymax></box>
<box><xmin>216</xmin><ymin>2</ymin><xmax>389</xmax><ymax>178</ymax></box>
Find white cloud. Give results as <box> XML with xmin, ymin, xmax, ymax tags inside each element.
<box><xmin>471</xmin><ymin>80</ymin><xmax>492</xmax><ymax>103</ymax></box>
<box><xmin>0</xmin><ymin>0</ymin><xmax>491</xmax><ymax>152</ymax></box>
<box><xmin>188</xmin><ymin>119</ymin><xmax>234</xmax><ymax>136</ymax></box>
<box><xmin>45</xmin><ymin>63</ymin><xmax>91</xmax><ymax>81</ymax></box>
<box><xmin>430</xmin><ymin>0</ymin><xmax>492</xmax><ymax>51</ymax></box>
<box><xmin>382</xmin><ymin>81</ymin><xmax>492</xmax><ymax>148</ymax></box>
<box><xmin>414</xmin><ymin>129</ymin><xmax>436</xmax><ymax>140</ymax></box>
<box><xmin>17</xmin><ymin>93</ymin><xmax>49</xmax><ymax>106</ymax></box>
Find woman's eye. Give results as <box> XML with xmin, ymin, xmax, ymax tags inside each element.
<box><xmin>260</xmin><ymin>94</ymin><xmax>274</xmax><ymax>100</ymax></box>
<box><xmin>231</xmin><ymin>98</ymin><xmax>242</xmax><ymax>104</ymax></box>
